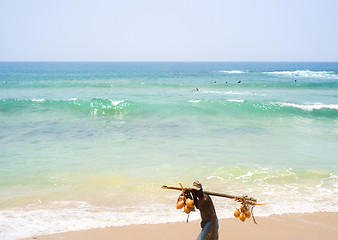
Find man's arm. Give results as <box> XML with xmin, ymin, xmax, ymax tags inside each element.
<box><xmin>206</xmin><ymin>196</ymin><xmax>217</xmax><ymax>240</ymax></box>
<box><xmin>208</xmin><ymin>211</ymin><xmax>217</xmax><ymax>239</ymax></box>
<box><xmin>190</xmin><ymin>190</ymin><xmax>199</xmax><ymax>209</ymax></box>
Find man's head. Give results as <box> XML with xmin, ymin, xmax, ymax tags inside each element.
<box><xmin>191</xmin><ymin>181</ymin><xmax>202</xmax><ymax>191</ymax></box>
<box><xmin>191</xmin><ymin>181</ymin><xmax>203</xmax><ymax>197</ymax></box>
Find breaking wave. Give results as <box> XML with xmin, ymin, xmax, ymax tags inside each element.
<box><xmin>263</xmin><ymin>70</ymin><xmax>338</xmax><ymax>79</ymax></box>
<box><xmin>0</xmin><ymin>98</ymin><xmax>132</xmax><ymax>116</ymax></box>
<box><xmin>219</xmin><ymin>70</ymin><xmax>246</xmax><ymax>74</ymax></box>
<box><xmin>272</xmin><ymin>102</ymin><xmax>338</xmax><ymax>111</ymax></box>
<box><xmin>1</xmin><ymin>98</ymin><xmax>337</xmax><ymax>118</ymax></box>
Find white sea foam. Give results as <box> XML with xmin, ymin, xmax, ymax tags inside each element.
<box><xmin>188</xmin><ymin>100</ymin><xmax>201</xmax><ymax>103</ymax></box>
<box><xmin>272</xmin><ymin>102</ymin><xmax>338</xmax><ymax>111</ymax></box>
<box><xmin>227</xmin><ymin>99</ymin><xmax>244</xmax><ymax>103</ymax></box>
<box><xmin>219</xmin><ymin>70</ymin><xmax>246</xmax><ymax>74</ymax></box>
<box><xmin>207</xmin><ymin>175</ymin><xmax>225</xmax><ymax>181</ymax></box>
<box><xmin>0</xmin><ymin>202</ymin><xmax>199</xmax><ymax>240</ymax></box>
<box><xmin>90</xmin><ymin>98</ymin><xmax>125</xmax><ymax>107</ymax></box>
<box><xmin>108</xmin><ymin>100</ymin><xmax>124</xmax><ymax>106</ymax></box>
<box><xmin>210</xmin><ymin>168</ymin><xmax>338</xmax><ymax>218</ymax></box>
<box><xmin>263</xmin><ymin>70</ymin><xmax>338</xmax><ymax>79</ymax></box>
<box><xmin>31</xmin><ymin>99</ymin><xmax>45</xmax><ymax>102</ymax></box>
<box><xmin>205</xmin><ymin>90</ymin><xmax>264</xmax><ymax>97</ymax></box>
<box><xmin>69</xmin><ymin>98</ymin><xmax>78</xmax><ymax>101</ymax></box>
<box><xmin>205</xmin><ymin>90</ymin><xmax>246</xmax><ymax>96</ymax></box>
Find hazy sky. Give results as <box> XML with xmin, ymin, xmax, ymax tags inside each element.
<box><xmin>1</xmin><ymin>0</ymin><xmax>337</xmax><ymax>61</ymax></box>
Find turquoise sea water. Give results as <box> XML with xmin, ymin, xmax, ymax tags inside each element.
<box><xmin>0</xmin><ymin>62</ymin><xmax>337</xmax><ymax>239</ymax></box>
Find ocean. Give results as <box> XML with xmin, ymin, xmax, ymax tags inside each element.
<box><xmin>0</xmin><ymin>62</ymin><xmax>337</xmax><ymax>239</ymax></box>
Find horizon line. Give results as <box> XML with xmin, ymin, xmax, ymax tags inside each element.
<box><xmin>1</xmin><ymin>60</ymin><xmax>338</xmax><ymax>63</ymax></box>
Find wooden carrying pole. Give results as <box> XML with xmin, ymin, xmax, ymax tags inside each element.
<box><xmin>161</xmin><ymin>185</ymin><xmax>257</xmax><ymax>203</ymax></box>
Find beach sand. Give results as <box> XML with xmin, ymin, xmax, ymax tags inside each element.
<box><xmin>21</xmin><ymin>212</ymin><xmax>338</xmax><ymax>240</ymax></box>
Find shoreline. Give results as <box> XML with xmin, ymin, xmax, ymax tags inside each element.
<box><xmin>21</xmin><ymin>212</ymin><xmax>338</xmax><ymax>240</ymax></box>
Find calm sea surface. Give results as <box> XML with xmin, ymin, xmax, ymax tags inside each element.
<box><xmin>0</xmin><ymin>62</ymin><xmax>337</xmax><ymax>239</ymax></box>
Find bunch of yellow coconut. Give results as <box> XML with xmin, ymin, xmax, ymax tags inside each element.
<box><xmin>176</xmin><ymin>193</ymin><xmax>195</xmax><ymax>214</ymax></box>
<box><xmin>234</xmin><ymin>202</ymin><xmax>252</xmax><ymax>222</ymax></box>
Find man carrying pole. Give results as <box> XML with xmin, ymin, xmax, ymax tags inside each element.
<box><xmin>190</xmin><ymin>181</ymin><xmax>219</xmax><ymax>240</ymax></box>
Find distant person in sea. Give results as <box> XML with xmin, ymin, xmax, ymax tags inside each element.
<box><xmin>194</xmin><ymin>88</ymin><xmax>199</xmax><ymax>91</ymax></box>
<box><xmin>238</xmin><ymin>81</ymin><xmax>241</xmax><ymax>83</ymax></box>
<box><xmin>190</xmin><ymin>181</ymin><xmax>219</xmax><ymax>240</ymax></box>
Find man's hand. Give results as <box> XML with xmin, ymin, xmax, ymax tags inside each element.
<box><xmin>208</xmin><ymin>232</ymin><xmax>215</xmax><ymax>240</ymax></box>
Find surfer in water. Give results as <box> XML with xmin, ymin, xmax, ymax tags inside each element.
<box><xmin>190</xmin><ymin>181</ymin><xmax>219</xmax><ymax>240</ymax></box>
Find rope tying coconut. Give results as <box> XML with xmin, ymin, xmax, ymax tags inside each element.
<box><xmin>233</xmin><ymin>196</ymin><xmax>258</xmax><ymax>223</ymax></box>
<box><xmin>176</xmin><ymin>183</ymin><xmax>195</xmax><ymax>222</ymax></box>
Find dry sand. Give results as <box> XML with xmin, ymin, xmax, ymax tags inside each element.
<box><xmin>21</xmin><ymin>212</ymin><xmax>337</xmax><ymax>240</ymax></box>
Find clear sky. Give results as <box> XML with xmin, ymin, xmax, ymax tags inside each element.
<box><xmin>0</xmin><ymin>0</ymin><xmax>337</xmax><ymax>61</ymax></box>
